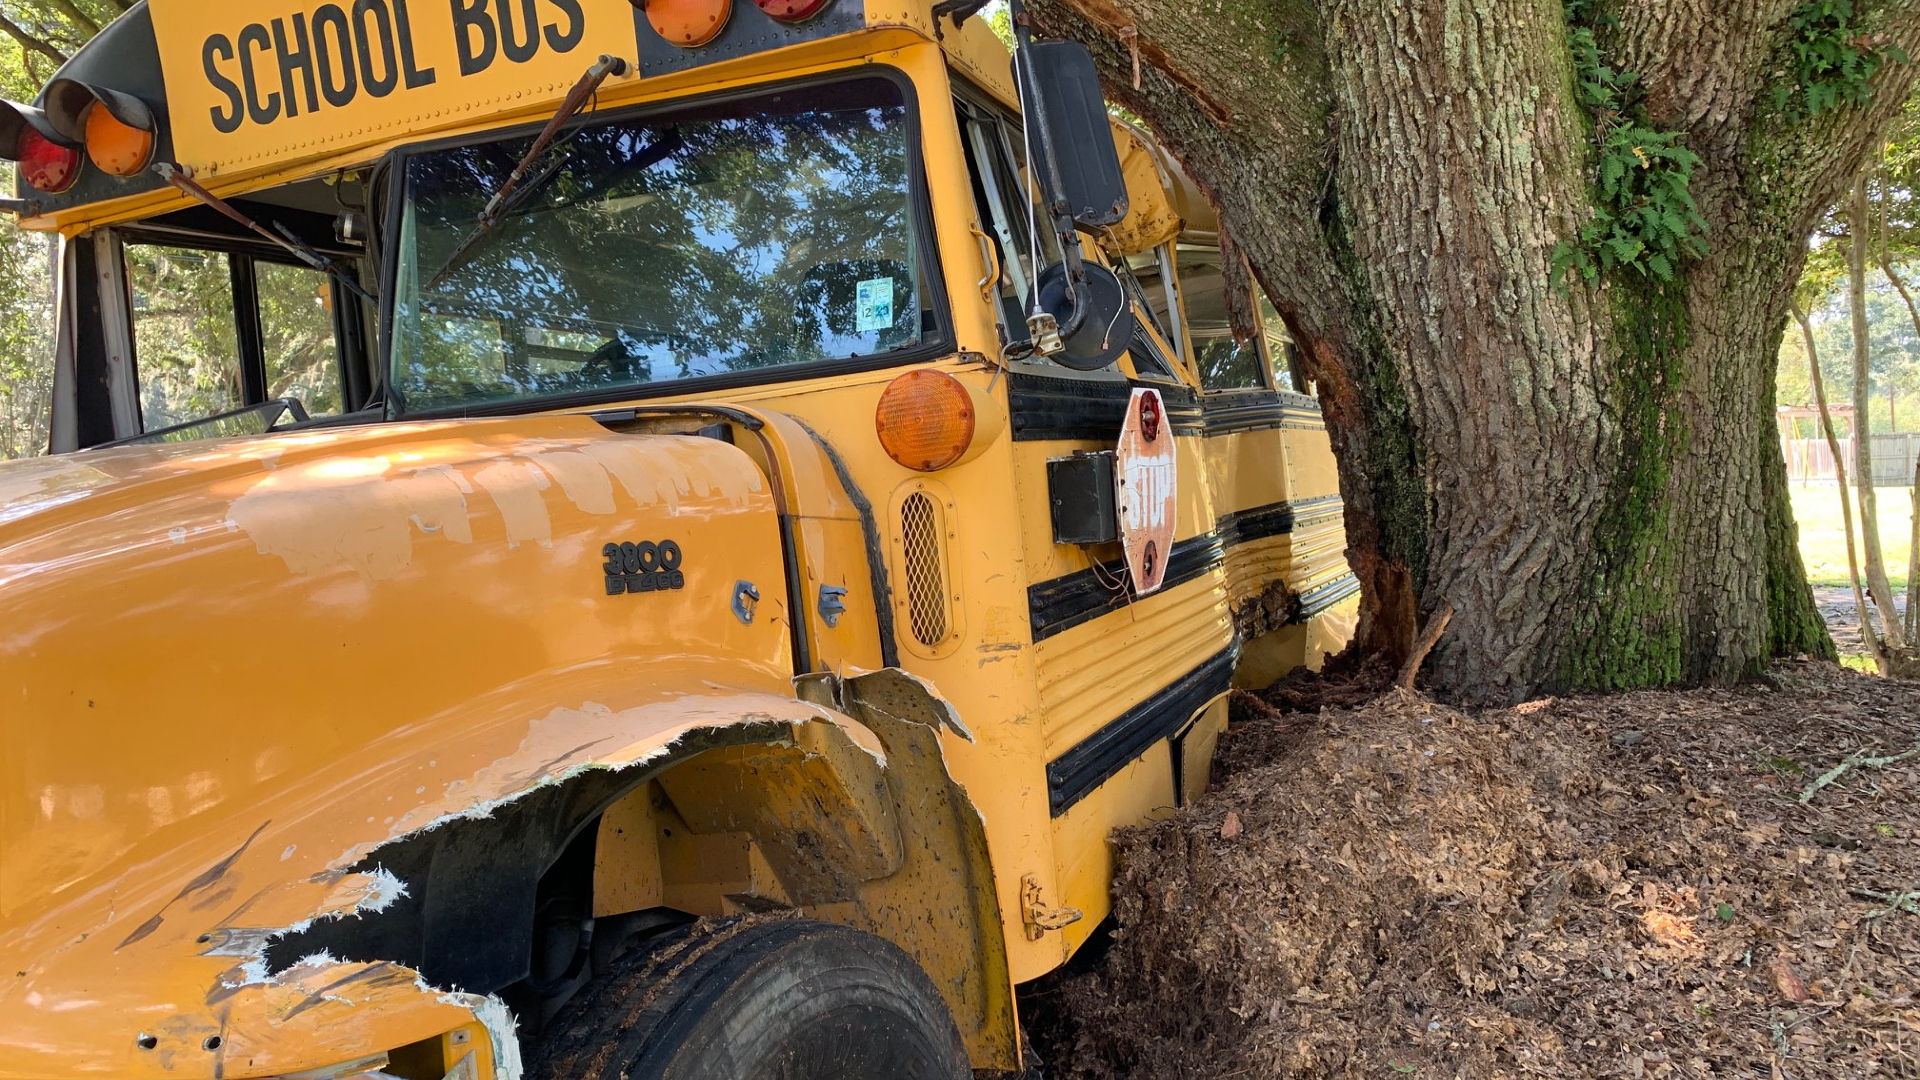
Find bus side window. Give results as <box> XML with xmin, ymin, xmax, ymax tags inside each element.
<box><xmin>125</xmin><ymin>243</ymin><xmax>349</xmax><ymax>438</ymax></box>
<box><xmin>955</xmin><ymin>93</ymin><xmax>1066</xmax><ymax>352</ymax></box>
<box><xmin>1259</xmin><ymin>292</ymin><xmax>1313</xmax><ymax>396</ymax></box>
<box><xmin>1126</xmin><ymin>311</ymin><xmax>1183</xmax><ymax>382</ymax></box>
<box><xmin>256</xmin><ymin>262</ymin><xmax>344</xmax><ymax>416</ymax></box>
<box><xmin>1180</xmin><ymin>243</ymin><xmax>1271</xmax><ymax>393</ymax></box>
<box><xmin>1116</xmin><ymin>253</ymin><xmax>1181</xmax><ymax>362</ymax></box>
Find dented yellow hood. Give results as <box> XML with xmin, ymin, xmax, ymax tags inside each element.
<box><xmin>0</xmin><ymin>417</ymin><xmax>822</xmax><ymax>1079</ymax></box>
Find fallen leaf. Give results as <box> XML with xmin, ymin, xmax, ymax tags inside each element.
<box><xmin>1771</xmin><ymin>958</ymin><xmax>1809</xmax><ymax>1003</ymax></box>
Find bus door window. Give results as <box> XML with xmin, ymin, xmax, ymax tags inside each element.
<box><xmin>126</xmin><ymin>246</ymin><xmax>244</xmax><ymax>431</ymax></box>
<box><xmin>123</xmin><ymin>239</ymin><xmax>356</xmax><ymax>439</ymax></box>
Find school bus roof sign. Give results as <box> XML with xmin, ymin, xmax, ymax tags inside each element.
<box><xmin>147</xmin><ymin>0</ymin><xmax>637</xmax><ymax>172</ymax></box>
<box><xmin>146</xmin><ymin>0</ymin><xmax>871</xmax><ymax>176</ymax></box>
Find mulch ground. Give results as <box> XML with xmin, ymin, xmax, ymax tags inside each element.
<box><xmin>1025</xmin><ymin>660</ymin><xmax>1920</xmax><ymax>1079</ymax></box>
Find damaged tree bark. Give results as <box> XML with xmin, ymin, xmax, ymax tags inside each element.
<box><xmin>1020</xmin><ymin>0</ymin><xmax>1916</xmax><ymax>698</ymax></box>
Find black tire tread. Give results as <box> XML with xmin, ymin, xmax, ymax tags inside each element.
<box><xmin>528</xmin><ymin>916</ymin><xmax>967</xmax><ymax>1080</ymax></box>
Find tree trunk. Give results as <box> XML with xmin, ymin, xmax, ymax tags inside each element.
<box><xmin>1848</xmin><ymin>174</ymin><xmax>1907</xmax><ymax>650</ymax></box>
<box><xmin>1022</xmin><ymin>0</ymin><xmax>1895</xmax><ymax>697</ymax></box>
<box><xmin>1798</xmin><ymin>302</ymin><xmax>1885</xmax><ymax>672</ymax></box>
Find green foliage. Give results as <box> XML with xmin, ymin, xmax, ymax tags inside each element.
<box><xmin>0</xmin><ymin>1</ymin><xmax>124</xmax><ymax>92</ymax></box>
<box><xmin>984</xmin><ymin>1</ymin><xmax>1013</xmax><ymax>49</ymax></box>
<box><xmin>1781</xmin><ymin>261</ymin><xmax>1920</xmax><ymax>431</ymax></box>
<box><xmin>1552</xmin><ymin>1</ymin><xmax>1710</xmax><ymax>288</ymax></box>
<box><xmin>0</xmin><ymin>162</ymin><xmax>55</xmax><ymax>459</ymax></box>
<box><xmin>1772</xmin><ymin>0</ymin><xmax>1909</xmax><ymax>122</ymax></box>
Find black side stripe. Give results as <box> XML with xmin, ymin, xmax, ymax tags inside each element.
<box><xmin>1218</xmin><ymin>502</ymin><xmax>1295</xmax><ymax>547</ymax></box>
<box><xmin>1028</xmin><ymin>533</ymin><xmax>1227</xmax><ymax>642</ymax></box>
<box><xmin>1201</xmin><ymin>392</ymin><xmax>1325</xmax><ymax>436</ymax></box>
<box><xmin>1048</xmin><ymin>646</ymin><xmax>1239</xmax><ymax>816</ymax></box>
<box><xmin>1289</xmin><ymin>492</ymin><xmax>1346</xmax><ymax>524</ymax></box>
<box><xmin>1028</xmin><ymin>497</ymin><xmax>1346</xmax><ymax>642</ymax></box>
<box><xmin>1008</xmin><ymin>372</ymin><xmax>1203</xmax><ymax>442</ymax></box>
<box><xmin>1008</xmin><ymin>373</ymin><xmax>1327</xmax><ymax>443</ymax></box>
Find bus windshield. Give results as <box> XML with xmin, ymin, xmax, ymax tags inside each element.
<box><xmin>390</xmin><ymin>77</ymin><xmax>926</xmax><ymax>412</ymax></box>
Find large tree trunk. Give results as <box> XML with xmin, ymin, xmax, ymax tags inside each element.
<box><xmin>1023</xmin><ymin>0</ymin><xmax>1902</xmax><ymax>698</ymax></box>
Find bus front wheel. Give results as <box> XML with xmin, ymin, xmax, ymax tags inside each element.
<box><xmin>529</xmin><ymin>917</ymin><xmax>971</xmax><ymax>1080</ymax></box>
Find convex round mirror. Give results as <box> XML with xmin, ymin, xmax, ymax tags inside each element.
<box><xmin>1030</xmin><ymin>261</ymin><xmax>1134</xmax><ymax>372</ymax></box>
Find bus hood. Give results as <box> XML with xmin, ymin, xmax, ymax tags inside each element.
<box><xmin>0</xmin><ymin>418</ymin><xmax>811</xmax><ymax>1080</ymax></box>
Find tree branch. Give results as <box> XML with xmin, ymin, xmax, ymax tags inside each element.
<box><xmin>1397</xmin><ymin>606</ymin><xmax>1455</xmax><ymax>691</ymax></box>
<box><xmin>0</xmin><ymin>9</ymin><xmax>70</xmax><ymax>69</ymax></box>
<box><xmin>43</xmin><ymin>0</ymin><xmax>98</xmax><ymax>37</ymax></box>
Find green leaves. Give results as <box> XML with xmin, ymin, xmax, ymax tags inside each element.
<box><xmin>1772</xmin><ymin>0</ymin><xmax>1909</xmax><ymax>122</ymax></box>
<box><xmin>1553</xmin><ymin>3</ymin><xmax>1710</xmax><ymax>289</ymax></box>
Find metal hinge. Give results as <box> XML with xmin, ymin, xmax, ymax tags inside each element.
<box><xmin>1021</xmin><ymin>873</ymin><xmax>1084</xmax><ymax>941</ymax></box>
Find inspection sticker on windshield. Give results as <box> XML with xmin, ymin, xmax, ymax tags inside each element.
<box><xmin>857</xmin><ymin>278</ymin><xmax>895</xmax><ymax>333</ymax></box>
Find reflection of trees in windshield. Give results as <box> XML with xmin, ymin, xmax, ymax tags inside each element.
<box><xmin>394</xmin><ymin>78</ymin><xmax>922</xmax><ymax>410</ymax></box>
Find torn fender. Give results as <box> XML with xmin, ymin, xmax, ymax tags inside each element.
<box><xmin>0</xmin><ymin>685</ymin><xmax>883</xmax><ymax>1080</ymax></box>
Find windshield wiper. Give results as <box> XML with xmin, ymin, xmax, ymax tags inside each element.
<box><xmin>426</xmin><ymin>54</ymin><xmax>630</xmax><ymax>290</ymax></box>
<box><xmin>152</xmin><ymin>162</ymin><xmax>376</xmax><ymax>304</ymax></box>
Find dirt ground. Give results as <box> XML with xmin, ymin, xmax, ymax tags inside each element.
<box><xmin>1024</xmin><ymin>660</ymin><xmax>1920</xmax><ymax>1079</ymax></box>
<box><xmin>1814</xmin><ymin>586</ymin><xmax>1903</xmax><ymax>659</ymax></box>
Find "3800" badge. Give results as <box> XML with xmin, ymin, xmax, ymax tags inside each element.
<box><xmin>604</xmin><ymin>540</ymin><xmax>686</xmax><ymax>596</ymax></box>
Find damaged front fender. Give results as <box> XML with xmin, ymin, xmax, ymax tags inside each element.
<box><xmin>0</xmin><ymin>686</ymin><xmax>887</xmax><ymax>1080</ymax></box>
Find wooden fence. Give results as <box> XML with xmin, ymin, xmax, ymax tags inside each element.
<box><xmin>1783</xmin><ymin>433</ymin><xmax>1920</xmax><ymax>486</ymax></box>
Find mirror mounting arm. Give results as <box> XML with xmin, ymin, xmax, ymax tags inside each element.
<box><xmin>1010</xmin><ymin>0</ymin><xmax>1091</xmax><ymax>340</ymax></box>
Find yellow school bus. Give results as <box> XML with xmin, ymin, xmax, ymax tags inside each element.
<box><xmin>0</xmin><ymin>1</ymin><xmax>1356</xmax><ymax>1076</ymax></box>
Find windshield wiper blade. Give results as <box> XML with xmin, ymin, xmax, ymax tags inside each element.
<box><xmin>152</xmin><ymin>162</ymin><xmax>377</xmax><ymax>304</ymax></box>
<box><xmin>426</xmin><ymin>54</ymin><xmax>631</xmax><ymax>290</ymax></box>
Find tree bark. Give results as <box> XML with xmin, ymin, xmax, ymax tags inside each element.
<box><xmin>1024</xmin><ymin>0</ymin><xmax>1883</xmax><ymax>697</ymax></box>
<box><xmin>1848</xmin><ymin>174</ymin><xmax>1907</xmax><ymax>650</ymax></box>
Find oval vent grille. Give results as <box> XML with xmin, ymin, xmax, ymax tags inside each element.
<box><xmin>900</xmin><ymin>491</ymin><xmax>951</xmax><ymax>647</ymax></box>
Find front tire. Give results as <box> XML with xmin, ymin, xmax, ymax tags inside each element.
<box><xmin>529</xmin><ymin>918</ymin><xmax>970</xmax><ymax>1080</ymax></box>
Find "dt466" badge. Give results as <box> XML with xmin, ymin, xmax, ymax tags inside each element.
<box><xmin>604</xmin><ymin>541</ymin><xmax>685</xmax><ymax>596</ymax></box>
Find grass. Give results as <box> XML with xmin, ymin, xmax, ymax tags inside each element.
<box><xmin>1792</xmin><ymin>482</ymin><xmax>1914</xmax><ymax>590</ymax></box>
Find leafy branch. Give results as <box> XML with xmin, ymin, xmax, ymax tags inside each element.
<box><xmin>1552</xmin><ymin>0</ymin><xmax>1710</xmax><ymax>288</ymax></box>
<box><xmin>1772</xmin><ymin>0</ymin><xmax>1908</xmax><ymax>121</ymax></box>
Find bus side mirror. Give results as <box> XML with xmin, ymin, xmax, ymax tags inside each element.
<box><xmin>1017</xmin><ymin>41</ymin><xmax>1129</xmax><ymax>228</ymax></box>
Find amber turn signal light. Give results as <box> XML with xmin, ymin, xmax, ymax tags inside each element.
<box><xmin>85</xmin><ymin>104</ymin><xmax>156</xmax><ymax>177</ymax></box>
<box><xmin>645</xmin><ymin>0</ymin><xmax>733</xmax><ymax>46</ymax></box>
<box><xmin>877</xmin><ymin>369</ymin><xmax>977</xmax><ymax>473</ymax></box>
<box><xmin>753</xmin><ymin>0</ymin><xmax>832</xmax><ymax>21</ymax></box>
<box><xmin>42</xmin><ymin>80</ymin><xmax>160</xmax><ymax>180</ymax></box>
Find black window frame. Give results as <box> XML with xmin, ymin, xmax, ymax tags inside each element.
<box><xmin>377</xmin><ymin>65</ymin><xmax>953</xmax><ymax>421</ymax></box>
<box><xmin>117</xmin><ymin>228</ymin><xmax>368</xmax><ymax>433</ymax></box>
